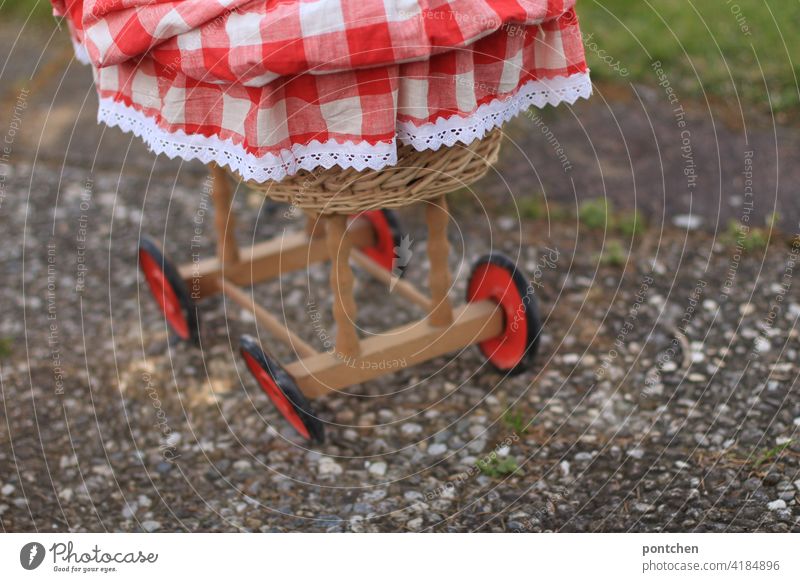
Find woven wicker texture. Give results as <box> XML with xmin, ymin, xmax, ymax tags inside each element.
<box><xmin>244</xmin><ymin>129</ymin><xmax>502</xmax><ymax>214</ymax></box>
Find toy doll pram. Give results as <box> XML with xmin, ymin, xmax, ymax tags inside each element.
<box><xmin>52</xmin><ymin>0</ymin><xmax>592</xmax><ymax>443</ymax></box>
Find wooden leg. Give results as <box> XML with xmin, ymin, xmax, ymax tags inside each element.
<box><xmin>426</xmin><ymin>196</ymin><xmax>454</xmax><ymax>326</ymax></box>
<box><xmin>210</xmin><ymin>163</ymin><xmax>240</xmax><ymax>266</ymax></box>
<box><xmin>326</xmin><ymin>214</ymin><xmax>360</xmax><ymax>358</ymax></box>
<box><xmin>305</xmin><ymin>212</ymin><xmax>324</xmax><ymax>239</ymax></box>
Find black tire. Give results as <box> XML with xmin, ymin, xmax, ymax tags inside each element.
<box><xmin>240</xmin><ymin>335</ymin><xmax>325</xmax><ymax>443</ymax></box>
<box><xmin>138</xmin><ymin>236</ymin><xmax>200</xmax><ymax>344</ymax></box>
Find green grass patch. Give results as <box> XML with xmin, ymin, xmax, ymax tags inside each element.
<box><xmin>548</xmin><ymin>204</ymin><xmax>571</xmax><ymax>222</ymax></box>
<box><xmin>579</xmin><ymin>1</ymin><xmax>800</xmax><ymax>116</ymax></box>
<box><xmin>502</xmin><ymin>409</ymin><xmax>529</xmax><ymax>435</ymax></box>
<box><xmin>518</xmin><ymin>196</ymin><xmax>544</xmax><ymax>220</ymax></box>
<box><xmin>753</xmin><ymin>440</ymin><xmax>794</xmax><ymax>469</ymax></box>
<box><xmin>595</xmin><ymin>239</ymin><xmax>627</xmax><ymax>267</ymax></box>
<box><xmin>476</xmin><ymin>455</ymin><xmax>519</xmax><ymax>478</ymax></box>
<box><xmin>0</xmin><ymin>337</ymin><xmax>12</xmax><ymax>359</ymax></box>
<box><xmin>1</xmin><ymin>0</ymin><xmax>52</xmax><ymax>20</ymax></box>
<box><xmin>579</xmin><ymin>198</ymin><xmax>611</xmax><ymax>230</ymax></box>
<box><xmin>578</xmin><ymin>198</ymin><xmax>647</xmax><ymax>237</ymax></box>
<box><xmin>519</xmin><ymin>196</ymin><xmax>647</xmax><ymax>242</ymax></box>
<box><xmin>618</xmin><ymin>210</ymin><xmax>646</xmax><ymax>237</ymax></box>
<box><xmin>723</xmin><ymin>219</ymin><xmax>771</xmax><ymax>252</ymax></box>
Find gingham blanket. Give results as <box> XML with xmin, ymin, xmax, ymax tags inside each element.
<box><xmin>53</xmin><ymin>0</ymin><xmax>591</xmax><ymax>182</ymax></box>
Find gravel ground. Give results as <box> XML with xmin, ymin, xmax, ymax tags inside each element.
<box><xmin>1</xmin><ymin>23</ymin><xmax>800</xmax><ymax>533</ymax></box>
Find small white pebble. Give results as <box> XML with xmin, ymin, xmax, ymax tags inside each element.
<box><xmin>440</xmin><ymin>486</ymin><xmax>456</xmax><ymax>500</ymax></box>
<box><xmin>661</xmin><ymin>360</ymin><xmax>678</xmax><ymax>373</ymax></box>
<box><xmin>318</xmin><ymin>457</ymin><xmax>343</xmax><ymax>476</ymax></box>
<box><xmin>121</xmin><ymin>503</ymin><xmax>137</xmax><ymax>519</ymax></box>
<box><xmin>428</xmin><ymin>443</ymin><xmax>448</xmax><ymax>456</ymax></box>
<box><xmin>673</xmin><ymin>214</ymin><xmax>703</xmax><ymax>230</ymax></box>
<box><xmin>368</xmin><ymin>462</ymin><xmax>387</xmax><ymax>477</ymax></box>
<box><xmin>562</xmin><ymin>354</ymin><xmax>580</xmax><ymax>365</ymax></box>
<box><xmin>753</xmin><ymin>337</ymin><xmax>771</xmax><ymax>353</ymax></box>
<box><xmin>468</xmin><ymin>424</ymin><xmax>485</xmax><ymax>438</ymax></box>
<box><xmin>164</xmin><ymin>432</ymin><xmax>181</xmax><ymax>447</ymax></box>
<box><xmin>767</xmin><ymin>499</ymin><xmax>787</xmax><ymax>511</ymax></box>
<box><xmin>401</xmin><ymin>423</ymin><xmax>423</xmax><ymax>436</ymax></box>
<box><xmin>497</xmin><ymin>217</ymin><xmax>516</xmax><ymax>231</ymax></box>
<box><xmin>233</xmin><ymin>459</ymin><xmax>252</xmax><ymax>471</ymax></box>
<box><xmin>460</xmin><ymin>456</ymin><xmax>477</xmax><ymax>467</ymax></box>
<box><xmin>404</xmin><ymin>491</ymin><xmax>423</xmax><ymax>502</ymax></box>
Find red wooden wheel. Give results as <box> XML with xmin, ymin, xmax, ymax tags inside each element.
<box><xmin>351</xmin><ymin>209</ymin><xmax>405</xmax><ymax>276</ymax></box>
<box><xmin>138</xmin><ymin>236</ymin><xmax>199</xmax><ymax>343</ymax></box>
<box><xmin>240</xmin><ymin>335</ymin><xmax>325</xmax><ymax>443</ymax></box>
<box><xmin>466</xmin><ymin>253</ymin><xmax>541</xmax><ymax>374</ymax></box>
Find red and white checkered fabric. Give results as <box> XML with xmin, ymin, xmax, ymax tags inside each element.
<box><xmin>53</xmin><ymin>0</ymin><xmax>591</xmax><ymax>182</ymax></box>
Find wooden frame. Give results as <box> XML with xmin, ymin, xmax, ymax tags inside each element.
<box><xmin>175</xmin><ymin>167</ymin><xmax>504</xmax><ymax>399</ymax></box>
<box><xmin>179</xmin><ymin>215</ymin><xmax>375</xmax><ymax>299</ymax></box>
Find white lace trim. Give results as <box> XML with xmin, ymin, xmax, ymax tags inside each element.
<box><xmin>397</xmin><ymin>71</ymin><xmax>592</xmax><ymax>150</ymax></box>
<box><xmin>98</xmin><ymin>99</ymin><xmax>397</xmax><ymax>181</ymax></box>
<box><xmin>97</xmin><ymin>71</ymin><xmax>591</xmax><ymax>182</ymax></box>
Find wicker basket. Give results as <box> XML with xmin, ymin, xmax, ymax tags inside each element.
<box><xmin>245</xmin><ymin>129</ymin><xmax>503</xmax><ymax>215</ymax></box>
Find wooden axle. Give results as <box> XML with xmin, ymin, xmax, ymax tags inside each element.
<box><xmin>351</xmin><ymin>249</ymin><xmax>433</xmax><ymax>311</ymax></box>
<box><xmin>218</xmin><ymin>277</ymin><xmax>318</xmax><ymax>359</ymax></box>
<box><xmin>179</xmin><ymin>218</ymin><xmax>375</xmax><ymax>299</ymax></box>
<box><xmin>285</xmin><ymin>300</ymin><xmax>503</xmax><ymax>397</ymax></box>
